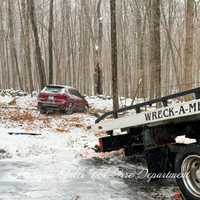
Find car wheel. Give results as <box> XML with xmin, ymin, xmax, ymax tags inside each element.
<box><xmin>40</xmin><ymin>108</ymin><xmax>46</xmax><ymax>114</ymax></box>
<box><xmin>82</xmin><ymin>105</ymin><xmax>89</xmax><ymax>113</ymax></box>
<box><xmin>66</xmin><ymin>103</ymin><xmax>74</xmax><ymax>115</ymax></box>
<box><xmin>175</xmin><ymin>144</ymin><xmax>200</xmax><ymax>200</ymax></box>
<box><xmin>80</xmin><ymin>106</ymin><xmax>89</xmax><ymax>113</ymax></box>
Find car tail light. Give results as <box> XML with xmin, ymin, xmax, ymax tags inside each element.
<box><xmin>57</xmin><ymin>95</ymin><xmax>67</xmax><ymax>99</ymax></box>
<box><xmin>99</xmin><ymin>138</ymin><xmax>104</xmax><ymax>152</ymax></box>
<box><xmin>55</xmin><ymin>94</ymin><xmax>68</xmax><ymax>101</ymax></box>
<box><xmin>38</xmin><ymin>93</ymin><xmax>48</xmax><ymax>101</ymax></box>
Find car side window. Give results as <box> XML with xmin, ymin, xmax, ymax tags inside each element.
<box><xmin>69</xmin><ymin>89</ymin><xmax>83</xmax><ymax>99</ymax></box>
<box><xmin>68</xmin><ymin>89</ymin><xmax>73</xmax><ymax>96</ymax></box>
<box><xmin>75</xmin><ymin>90</ymin><xmax>83</xmax><ymax>99</ymax></box>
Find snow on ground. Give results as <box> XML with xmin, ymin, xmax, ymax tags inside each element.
<box><xmin>85</xmin><ymin>96</ymin><xmax>144</xmax><ymax>111</ymax></box>
<box><xmin>1</xmin><ymin>94</ymin><xmax>133</xmax><ymax>111</ymax></box>
<box><xmin>16</xmin><ymin>95</ymin><xmax>38</xmax><ymax>108</ymax></box>
<box><xmin>0</xmin><ymin>95</ymin><xmax>14</xmax><ymax>106</ymax></box>
<box><xmin>0</xmin><ymin>93</ymin><xmax>180</xmax><ymax>200</ymax></box>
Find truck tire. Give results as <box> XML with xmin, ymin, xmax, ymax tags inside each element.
<box><xmin>175</xmin><ymin>144</ymin><xmax>200</xmax><ymax>200</ymax></box>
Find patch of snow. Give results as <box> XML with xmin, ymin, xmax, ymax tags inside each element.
<box><xmin>0</xmin><ymin>95</ymin><xmax>13</xmax><ymax>105</ymax></box>
<box><xmin>176</xmin><ymin>135</ymin><xmax>196</xmax><ymax>144</ymax></box>
<box><xmin>86</xmin><ymin>96</ymin><xmax>142</xmax><ymax>111</ymax></box>
<box><xmin>86</xmin><ymin>96</ymin><xmax>113</xmax><ymax>111</ymax></box>
<box><xmin>16</xmin><ymin>95</ymin><xmax>37</xmax><ymax>108</ymax></box>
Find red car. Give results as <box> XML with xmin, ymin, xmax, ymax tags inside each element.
<box><xmin>38</xmin><ymin>85</ymin><xmax>89</xmax><ymax>114</ymax></box>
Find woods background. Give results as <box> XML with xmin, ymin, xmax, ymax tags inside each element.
<box><xmin>0</xmin><ymin>0</ymin><xmax>198</xmax><ymax>99</ymax></box>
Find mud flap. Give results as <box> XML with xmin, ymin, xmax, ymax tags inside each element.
<box><xmin>99</xmin><ymin>134</ymin><xmax>134</xmax><ymax>152</ymax></box>
<box><xmin>99</xmin><ymin>133</ymin><xmax>144</xmax><ymax>156</ymax></box>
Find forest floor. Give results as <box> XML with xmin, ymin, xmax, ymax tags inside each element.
<box><xmin>0</xmin><ymin>92</ymin><xmax>182</xmax><ymax>200</ymax></box>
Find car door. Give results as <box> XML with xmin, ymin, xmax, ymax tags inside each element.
<box><xmin>68</xmin><ymin>89</ymin><xmax>81</xmax><ymax>109</ymax></box>
<box><xmin>73</xmin><ymin>90</ymin><xmax>86</xmax><ymax>109</ymax></box>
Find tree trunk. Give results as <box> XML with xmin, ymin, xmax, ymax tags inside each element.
<box><xmin>149</xmin><ymin>0</ymin><xmax>161</xmax><ymax>99</ymax></box>
<box><xmin>110</xmin><ymin>0</ymin><xmax>119</xmax><ymax>118</ymax></box>
<box><xmin>94</xmin><ymin>0</ymin><xmax>103</xmax><ymax>95</ymax></box>
<box><xmin>21</xmin><ymin>0</ymin><xmax>34</xmax><ymax>92</ymax></box>
<box><xmin>135</xmin><ymin>1</ymin><xmax>145</xmax><ymax>98</ymax></box>
<box><xmin>184</xmin><ymin>0</ymin><xmax>194</xmax><ymax>91</ymax></box>
<box><xmin>27</xmin><ymin>0</ymin><xmax>46</xmax><ymax>89</ymax></box>
<box><xmin>48</xmin><ymin>0</ymin><xmax>54</xmax><ymax>84</ymax></box>
<box><xmin>8</xmin><ymin>0</ymin><xmax>23</xmax><ymax>89</ymax></box>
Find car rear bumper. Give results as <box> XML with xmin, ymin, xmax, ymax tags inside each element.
<box><xmin>38</xmin><ymin>102</ymin><xmax>67</xmax><ymax>111</ymax></box>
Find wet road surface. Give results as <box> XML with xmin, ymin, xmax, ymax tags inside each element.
<box><xmin>0</xmin><ymin>128</ymin><xmax>178</xmax><ymax>200</ymax></box>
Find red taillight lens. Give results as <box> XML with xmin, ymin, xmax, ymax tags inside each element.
<box><xmin>55</xmin><ymin>95</ymin><xmax>68</xmax><ymax>101</ymax></box>
<box><xmin>38</xmin><ymin>93</ymin><xmax>48</xmax><ymax>101</ymax></box>
<box><xmin>99</xmin><ymin>138</ymin><xmax>104</xmax><ymax>152</ymax></box>
<box><xmin>57</xmin><ymin>95</ymin><xmax>66</xmax><ymax>100</ymax></box>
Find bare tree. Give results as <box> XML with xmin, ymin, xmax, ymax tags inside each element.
<box><xmin>1</xmin><ymin>0</ymin><xmax>200</xmax><ymax>98</ymax></box>
<box><xmin>161</xmin><ymin>1</ymin><xmax>181</xmax><ymax>94</ymax></box>
<box><xmin>184</xmin><ymin>0</ymin><xmax>194</xmax><ymax>91</ymax></box>
<box><xmin>20</xmin><ymin>0</ymin><xmax>34</xmax><ymax>92</ymax></box>
<box><xmin>110</xmin><ymin>0</ymin><xmax>119</xmax><ymax>118</ymax></box>
<box><xmin>134</xmin><ymin>0</ymin><xmax>146</xmax><ymax>98</ymax></box>
<box><xmin>149</xmin><ymin>0</ymin><xmax>161</xmax><ymax>98</ymax></box>
<box><xmin>8</xmin><ymin>0</ymin><xmax>23</xmax><ymax>89</ymax></box>
<box><xmin>27</xmin><ymin>0</ymin><xmax>46</xmax><ymax>89</ymax></box>
<box><xmin>48</xmin><ymin>0</ymin><xmax>54</xmax><ymax>84</ymax></box>
<box><xmin>94</xmin><ymin>0</ymin><xmax>103</xmax><ymax>95</ymax></box>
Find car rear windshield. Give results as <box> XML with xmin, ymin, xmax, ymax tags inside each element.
<box><xmin>43</xmin><ymin>86</ymin><xmax>65</xmax><ymax>93</ymax></box>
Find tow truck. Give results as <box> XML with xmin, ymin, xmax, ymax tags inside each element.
<box><xmin>93</xmin><ymin>87</ymin><xmax>200</xmax><ymax>200</ymax></box>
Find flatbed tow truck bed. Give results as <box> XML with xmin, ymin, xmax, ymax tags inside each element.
<box><xmin>93</xmin><ymin>87</ymin><xmax>200</xmax><ymax>200</ymax></box>
<box><xmin>94</xmin><ymin>99</ymin><xmax>200</xmax><ymax>132</ymax></box>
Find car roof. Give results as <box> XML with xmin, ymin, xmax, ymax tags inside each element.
<box><xmin>46</xmin><ymin>84</ymin><xmax>76</xmax><ymax>90</ymax></box>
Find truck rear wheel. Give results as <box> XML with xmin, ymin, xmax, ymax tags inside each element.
<box><xmin>175</xmin><ymin>144</ymin><xmax>200</xmax><ymax>200</ymax></box>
